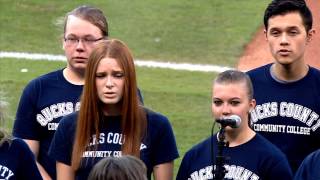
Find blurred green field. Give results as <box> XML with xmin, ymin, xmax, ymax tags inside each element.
<box><xmin>0</xmin><ymin>0</ymin><xmax>269</xmax><ymax>65</ymax></box>
<box><xmin>0</xmin><ymin>0</ymin><xmax>270</xmax><ymax>177</ymax></box>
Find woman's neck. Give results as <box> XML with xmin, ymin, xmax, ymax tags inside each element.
<box><xmin>224</xmin><ymin>126</ymin><xmax>256</xmax><ymax>147</ymax></box>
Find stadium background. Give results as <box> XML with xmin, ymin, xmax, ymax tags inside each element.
<box><xmin>4</xmin><ymin>0</ymin><xmax>319</xmax><ymax>177</ymax></box>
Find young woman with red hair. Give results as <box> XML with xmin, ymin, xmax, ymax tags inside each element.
<box><xmin>49</xmin><ymin>39</ymin><xmax>178</xmax><ymax>180</ymax></box>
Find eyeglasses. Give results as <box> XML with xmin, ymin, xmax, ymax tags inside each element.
<box><xmin>64</xmin><ymin>36</ymin><xmax>105</xmax><ymax>46</ymax></box>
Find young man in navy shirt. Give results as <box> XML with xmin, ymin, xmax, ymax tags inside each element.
<box><xmin>13</xmin><ymin>6</ymin><xmax>109</xmax><ymax>179</ymax></box>
<box><xmin>247</xmin><ymin>0</ymin><xmax>319</xmax><ymax>173</ymax></box>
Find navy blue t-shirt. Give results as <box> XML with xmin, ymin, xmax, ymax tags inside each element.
<box><xmin>0</xmin><ymin>138</ymin><xmax>42</xmax><ymax>180</ymax></box>
<box><xmin>176</xmin><ymin>133</ymin><xmax>292</xmax><ymax>180</ymax></box>
<box><xmin>13</xmin><ymin>69</ymin><xmax>83</xmax><ymax>179</ymax></box>
<box><xmin>49</xmin><ymin>109</ymin><xmax>179</xmax><ymax>180</ymax></box>
<box><xmin>294</xmin><ymin>149</ymin><xmax>320</xmax><ymax>180</ymax></box>
<box><xmin>247</xmin><ymin>64</ymin><xmax>320</xmax><ymax>172</ymax></box>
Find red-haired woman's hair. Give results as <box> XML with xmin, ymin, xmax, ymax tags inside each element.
<box><xmin>71</xmin><ymin>39</ymin><xmax>146</xmax><ymax>170</ymax></box>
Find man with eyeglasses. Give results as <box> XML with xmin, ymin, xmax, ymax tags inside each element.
<box><xmin>12</xmin><ymin>6</ymin><xmax>108</xmax><ymax>180</ymax></box>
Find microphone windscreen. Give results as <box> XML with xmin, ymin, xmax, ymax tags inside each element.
<box><xmin>229</xmin><ymin>115</ymin><xmax>241</xmax><ymax>128</ymax></box>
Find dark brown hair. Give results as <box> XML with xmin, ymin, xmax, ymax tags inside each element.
<box><xmin>264</xmin><ymin>0</ymin><xmax>312</xmax><ymax>32</ymax></box>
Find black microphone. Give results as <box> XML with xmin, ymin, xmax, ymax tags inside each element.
<box><xmin>216</xmin><ymin>115</ymin><xmax>241</xmax><ymax>128</ymax></box>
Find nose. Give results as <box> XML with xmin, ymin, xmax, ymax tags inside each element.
<box><xmin>76</xmin><ymin>39</ymin><xmax>85</xmax><ymax>51</ymax></box>
<box><xmin>221</xmin><ymin>103</ymin><xmax>231</xmax><ymax>116</ymax></box>
<box><xmin>280</xmin><ymin>34</ymin><xmax>289</xmax><ymax>45</ymax></box>
<box><xmin>106</xmin><ymin>76</ymin><xmax>114</xmax><ymax>88</ymax></box>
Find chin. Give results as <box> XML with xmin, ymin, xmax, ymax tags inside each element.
<box><xmin>72</xmin><ymin>66</ymin><xmax>86</xmax><ymax>74</ymax></box>
<box><xmin>276</xmin><ymin>58</ymin><xmax>294</xmax><ymax>65</ymax></box>
<box><xmin>75</xmin><ymin>64</ymin><xmax>87</xmax><ymax>70</ymax></box>
<box><xmin>225</xmin><ymin>127</ymin><xmax>234</xmax><ymax>131</ymax></box>
<box><xmin>103</xmin><ymin>99</ymin><xmax>121</xmax><ymax>105</ymax></box>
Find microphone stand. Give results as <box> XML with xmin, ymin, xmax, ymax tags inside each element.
<box><xmin>214</xmin><ymin>125</ymin><xmax>229</xmax><ymax>180</ymax></box>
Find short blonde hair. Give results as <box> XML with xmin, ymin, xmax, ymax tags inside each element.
<box><xmin>214</xmin><ymin>70</ymin><xmax>254</xmax><ymax>100</ymax></box>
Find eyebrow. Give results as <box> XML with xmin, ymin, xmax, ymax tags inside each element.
<box><xmin>65</xmin><ymin>34</ymin><xmax>98</xmax><ymax>38</ymax></box>
<box><xmin>230</xmin><ymin>97</ymin><xmax>241</xmax><ymax>101</ymax></box>
<box><xmin>212</xmin><ymin>97</ymin><xmax>241</xmax><ymax>100</ymax></box>
<box><xmin>269</xmin><ymin>26</ymin><xmax>300</xmax><ymax>31</ymax></box>
<box><xmin>96</xmin><ymin>69</ymin><xmax>123</xmax><ymax>73</ymax></box>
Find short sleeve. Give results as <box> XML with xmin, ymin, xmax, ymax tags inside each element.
<box><xmin>14</xmin><ymin>139</ymin><xmax>42</xmax><ymax>179</ymax></box>
<box><xmin>13</xmin><ymin>80</ymin><xmax>40</xmax><ymax>140</ymax></box>
<box><xmin>48</xmin><ymin>114</ymin><xmax>75</xmax><ymax>165</ymax></box>
<box><xmin>150</xmin><ymin>113</ymin><xmax>179</xmax><ymax>166</ymax></box>
<box><xmin>268</xmin><ymin>157</ymin><xmax>293</xmax><ymax>180</ymax></box>
<box><xmin>294</xmin><ymin>150</ymin><xmax>320</xmax><ymax>180</ymax></box>
<box><xmin>176</xmin><ymin>150</ymin><xmax>193</xmax><ymax>180</ymax></box>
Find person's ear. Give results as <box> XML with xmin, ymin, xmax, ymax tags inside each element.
<box><xmin>307</xmin><ymin>29</ymin><xmax>315</xmax><ymax>43</ymax></box>
<box><xmin>264</xmin><ymin>29</ymin><xmax>268</xmax><ymax>41</ymax></box>
<box><xmin>249</xmin><ymin>99</ymin><xmax>256</xmax><ymax>111</ymax></box>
